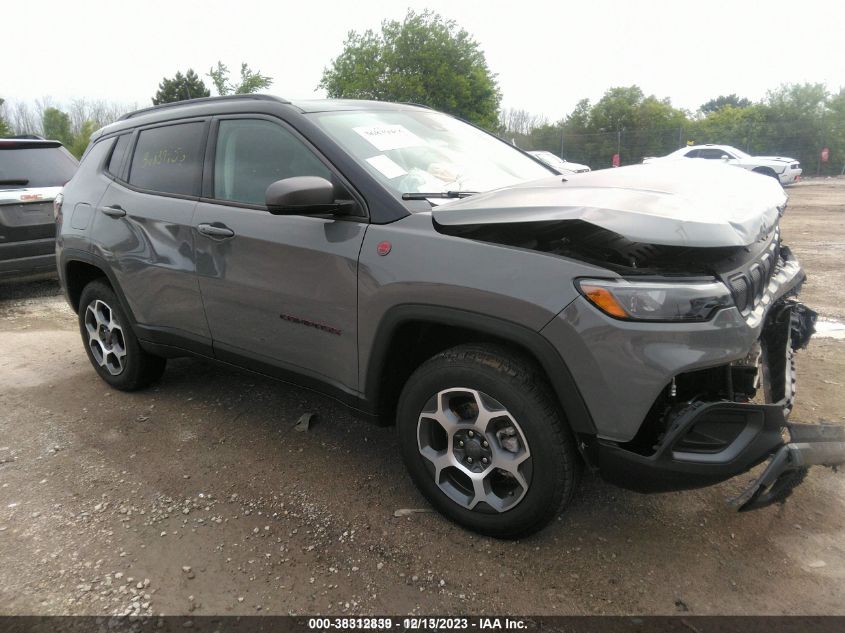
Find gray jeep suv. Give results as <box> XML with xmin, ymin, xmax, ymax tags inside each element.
<box><xmin>56</xmin><ymin>95</ymin><xmax>844</xmax><ymax>537</ymax></box>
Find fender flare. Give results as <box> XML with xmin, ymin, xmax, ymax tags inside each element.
<box><xmin>60</xmin><ymin>248</ymin><xmax>137</xmax><ymax>326</ymax></box>
<box><xmin>364</xmin><ymin>304</ymin><xmax>597</xmax><ymax>436</ymax></box>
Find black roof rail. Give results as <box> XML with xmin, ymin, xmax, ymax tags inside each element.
<box><xmin>118</xmin><ymin>94</ymin><xmax>291</xmax><ymax>121</ymax></box>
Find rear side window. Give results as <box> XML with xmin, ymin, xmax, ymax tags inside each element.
<box><xmin>128</xmin><ymin>122</ymin><xmax>205</xmax><ymax>196</ymax></box>
<box><xmin>683</xmin><ymin>149</ymin><xmax>700</xmax><ymax>158</ymax></box>
<box><xmin>107</xmin><ymin>134</ymin><xmax>131</xmax><ymax>177</ymax></box>
<box><xmin>698</xmin><ymin>148</ymin><xmax>731</xmax><ymax>159</ymax></box>
<box><xmin>0</xmin><ymin>145</ymin><xmax>78</xmax><ymax>190</ymax></box>
<box><xmin>213</xmin><ymin>119</ymin><xmax>331</xmax><ymax>205</ymax></box>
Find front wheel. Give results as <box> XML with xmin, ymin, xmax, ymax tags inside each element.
<box><xmin>78</xmin><ymin>279</ymin><xmax>166</xmax><ymax>391</ymax></box>
<box><xmin>396</xmin><ymin>344</ymin><xmax>580</xmax><ymax>538</ymax></box>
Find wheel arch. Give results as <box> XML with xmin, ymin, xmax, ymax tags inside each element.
<box><xmin>753</xmin><ymin>166</ymin><xmax>778</xmax><ymax>178</ymax></box>
<box><xmin>61</xmin><ymin>250</ymin><xmax>137</xmax><ymax>327</ymax></box>
<box><xmin>364</xmin><ymin>305</ymin><xmax>597</xmax><ymax>439</ymax></box>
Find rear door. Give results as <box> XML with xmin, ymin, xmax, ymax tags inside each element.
<box><xmin>91</xmin><ymin>119</ymin><xmax>211</xmax><ymax>352</ymax></box>
<box><xmin>193</xmin><ymin>115</ymin><xmax>367</xmax><ymax>395</ymax></box>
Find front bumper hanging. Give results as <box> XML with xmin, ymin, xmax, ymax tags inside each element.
<box><xmin>731</xmin><ymin>422</ymin><xmax>845</xmax><ymax>511</ymax></box>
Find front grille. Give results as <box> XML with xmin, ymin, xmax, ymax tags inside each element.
<box><xmin>725</xmin><ymin>237</ymin><xmax>778</xmax><ymax>315</ymax></box>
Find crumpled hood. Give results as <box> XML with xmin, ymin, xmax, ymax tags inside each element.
<box><xmin>432</xmin><ymin>160</ymin><xmax>787</xmax><ymax>248</ymax></box>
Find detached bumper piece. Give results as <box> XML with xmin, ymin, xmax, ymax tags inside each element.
<box><xmin>731</xmin><ymin>422</ymin><xmax>845</xmax><ymax>511</ymax></box>
<box><xmin>597</xmin><ymin>401</ymin><xmax>789</xmax><ymax>493</ymax></box>
<box><xmin>596</xmin><ymin>401</ymin><xmax>844</xmax><ymax>503</ymax></box>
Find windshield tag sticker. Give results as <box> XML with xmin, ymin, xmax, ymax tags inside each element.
<box><xmin>366</xmin><ymin>155</ymin><xmax>407</xmax><ymax>179</ymax></box>
<box><xmin>353</xmin><ymin>125</ymin><xmax>425</xmax><ymax>151</ymax></box>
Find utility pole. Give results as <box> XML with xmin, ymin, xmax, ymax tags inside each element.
<box><xmin>616</xmin><ymin>121</ymin><xmax>621</xmax><ymax>157</ymax></box>
<box><xmin>817</xmin><ymin>107</ymin><xmax>826</xmax><ymax>177</ymax></box>
<box><xmin>559</xmin><ymin>126</ymin><xmax>564</xmax><ymax>159</ymax></box>
<box><xmin>678</xmin><ymin>125</ymin><xmax>683</xmax><ymax>149</ymax></box>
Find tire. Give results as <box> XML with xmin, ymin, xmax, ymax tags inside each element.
<box><xmin>753</xmin><ymin>167</ymin><xmax>780</xmax><ymax>181</ymax></box>
<box><xmin>78</xmin><ymin>279</ymin><xmax>166</xmax><ymax>391</ymax></box>
<box><xmin>396</xmin><ymin>344</ymin><xmax>580</xmax><ymax>539</ymax></box>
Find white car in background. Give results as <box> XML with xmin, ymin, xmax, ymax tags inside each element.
<box><xmin>527</xmin><ymin>150</ymin><xmax>591</xmax><ymax>174</ymax></box>
<box><xmin>643</xmin><ymin>144</ymin><xmax>802</xmax><ymax>186</ymax></box>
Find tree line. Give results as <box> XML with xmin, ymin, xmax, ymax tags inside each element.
<box><xmin>0</xmin><ymin>62</ymin><xmax>271</xmax><ymax>158</ymax></box>
<box><xmin>1</xmin><ymin>8</ymin><xmax>842</xmax><ymax>174</ymax></box>
<box><xmin>502</xmin><ymin>84</ymin><xmax>844</xmax><ymax>175</ymax></box>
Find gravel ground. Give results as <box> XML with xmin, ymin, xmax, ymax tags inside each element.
<box><xmin>0</xmin><ymin>180</ymin><xmax>843</xmax><ymax>616</ymax></box>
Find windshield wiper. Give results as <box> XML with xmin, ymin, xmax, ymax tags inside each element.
<box><xmin>0</xmin><ymin>179</ymin><xmax>29</xmax><ymax>186</ymax></box>
<box><xmin>401</xmin><ymin>191</ymin><xmax>479</xmax><ymax>200</ymax></box>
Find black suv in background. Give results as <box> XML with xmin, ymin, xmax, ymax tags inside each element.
<box><xmin>0</xmin><ymin>137</ymin><xmax>78</xmax><ymax>279</ymax></box>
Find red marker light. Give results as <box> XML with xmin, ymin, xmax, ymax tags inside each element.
<box><xmin>376</xmin><ymin>241</ymin><xmax>392</xmax><ymax>256</ymax></box>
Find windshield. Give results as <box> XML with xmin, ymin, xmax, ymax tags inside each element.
<box><xmin>310</xmin><ymin>110</ymin><xmax>553</xmax><ymax>196</ymax></box>
<box><xmin>730</xmin><ymin>147</ymin><xmax>751</xmax><ymax>159</ymax></box>
<box><xmin>532</xmin><ymin>151</ymin><xmax>568</xmax><ymax>168</ymax></box>
<box><xmin>0</xmin><ymin>146</ymin><xmax>78</xmax><ymax>190</ymax></box>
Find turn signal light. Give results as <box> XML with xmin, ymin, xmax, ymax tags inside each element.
<box><xmin>579</xmin><ymin>284</ymin><xmax>628</xmax><ymax>318</ymax></box>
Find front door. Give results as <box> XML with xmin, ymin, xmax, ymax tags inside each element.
<box><xmin>193</xmin><ymin>117</ymin><xmax>367</xmax><ymax>395</ymax></box>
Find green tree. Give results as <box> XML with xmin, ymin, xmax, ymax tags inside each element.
<box><xmin>152</xmin><ymin>69</ymin><xmax>210</xmax><ymax>105</ymax></box>
<box><xmin>688</xmin><ymin>104</ymin><xmax>766</xmax><ymax>153</ymax></box>
<box><xmin>320</xmin><ymin>9</ymin><xmax>501</xmax><ymax>130</ymax></box>
<box><xmin>42</xmin><ymin>107</ymin><xmax>73</xmax><ymax>145</ymax></box>
<box><xmin>68</xmin><ymin>120</ymin><xmax>97</xmax><ymax>158</ymax></box>
<box><xmin>207</xmin><ymin>62</ymin><xmax>273</xmax><ymax>96</ymax></box>
<box><xmin>700</xmin><ymin>94</ymin><xmax>751</xmax><ymax>114</ymax></box>
<box><xmin>0</xmin><ymin>99</ymin><xmax>12</xmax><ymax>137</ymax></box>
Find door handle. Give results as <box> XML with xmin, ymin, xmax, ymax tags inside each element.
<box><xmin>197</xmin><ymin>223</ymin><xmax>235</xmax><ymax>238</ymax></box>
<box><xmin>99</xmin><ymin>205</ymin><xmax>126</xmax><ymax>218</ymax></box>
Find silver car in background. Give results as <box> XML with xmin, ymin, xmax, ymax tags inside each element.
<box><xmin>643</xmin><ymin>144</ymin><xmax>802</xmax><ymax>186</ymax></box>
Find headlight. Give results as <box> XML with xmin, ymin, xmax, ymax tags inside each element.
<box><xmin>576</xmin><ymin>278</ymin><xmax>733</xmax><ymax>322</ymax></box>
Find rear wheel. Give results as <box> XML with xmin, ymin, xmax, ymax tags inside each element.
<box><xmin>397</xmin><ymin>344</ymin><xmax>580</xmax><ymax>538</ymax></box>
<box><xmin>78</xmin><ymin>280</ymin><xmax>166</xmax><ymax>390</ymax></box>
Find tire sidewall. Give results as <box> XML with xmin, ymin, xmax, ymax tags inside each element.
<box><xmin>397</xmin><ymin>353</ymin><xmax>572</xmax><ymax>538</ymax></box>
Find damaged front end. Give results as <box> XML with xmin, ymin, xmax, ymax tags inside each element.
<box><xmin>432</xmin><ymin>162</ymin><xmax>844</xmax><ymax>509</ymax></box>
<box><xmin>594</xmin><ymin>296</ymin><xmax>845</xmax><ymax>510</ymax></box>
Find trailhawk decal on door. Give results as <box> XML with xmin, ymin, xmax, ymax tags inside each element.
<box><xmin>279</xmin><ymin>313</ymin><xmax>342</xmax><ymax>336</ymax></box>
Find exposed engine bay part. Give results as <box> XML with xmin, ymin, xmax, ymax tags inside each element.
<box><xmin>433</xmin><ymin>160</ymin><xmax>787</xmax><ymax>248</ymax></box>
<box><xmin>617</xmin><ymin>298</ymin><xmax>817</xmax><ymax>458</ymax></box>
<box><xmin>761</xmin><ymin>299</ymin><xmax>818</xmax><ymax>416</ymax></box>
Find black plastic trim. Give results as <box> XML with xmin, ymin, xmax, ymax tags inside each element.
<box><xmin>364</xmin><ymin>304</ymin><xmax>598</xmax><ymax>436</ymax></box>
<box><xmin>596</xmin><ymin>401</ymin><xmax>787</xmax><ymax>493</ymax></box>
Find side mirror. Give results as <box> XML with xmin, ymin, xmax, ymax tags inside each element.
<box><xmin>721</xmin><ymin>155</ymin><xmax>731</xmax><ymax>161</ymax></box>
<box><xmin>266</xmin><ymin>176</ymin><xmax>340</xmax><ymax>215</ymax></box>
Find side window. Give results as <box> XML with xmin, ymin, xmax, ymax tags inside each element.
<box><xmin>698</xmin><ymin>148</ymin><xmax>731</xmax><ymax>159</ymax></box>
<box><xmin>213</xmin><ymin>119</ymin><xmax>332</xmax><ymax>205</ymax></box>
<box><xmin>128</xmin><ymin>122</ymin><xmax>205</xmax><ymax>196</ymax></box>
<box><xmin>684</xmin><ymin>149</ymin><xmax>700</xmax><ymax>158</ymax></box>
<box><xmin>106</xmin><ymin>134</ymin><xmax>130</xmax><ymax>177</ymax></box>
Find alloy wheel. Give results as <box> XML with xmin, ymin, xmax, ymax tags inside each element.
<box><xmin>417</xmin><ymin>388</ymin><xmax>532</xmax><ymax>513</ymax></box>
<box><xmin>84</xmin><ymin>299</ymin><xmax>127</xmax><ymax>376</ymax></box>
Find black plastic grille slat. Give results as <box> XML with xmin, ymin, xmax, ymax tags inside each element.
<box><xmin>730</xmin><ymin>274</ymin><xmax>750</xmax><ymax>312</ymax></box>
<box><xmin>726</xmin><ymin>238</ymin><xmax>779</xmax><ymax>315</ymax></box>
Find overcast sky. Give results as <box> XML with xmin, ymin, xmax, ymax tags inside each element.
<box><xmin>4</xmin><ymin>0</ymin><xmax>844</xmax><ymax>120</ymax></box>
